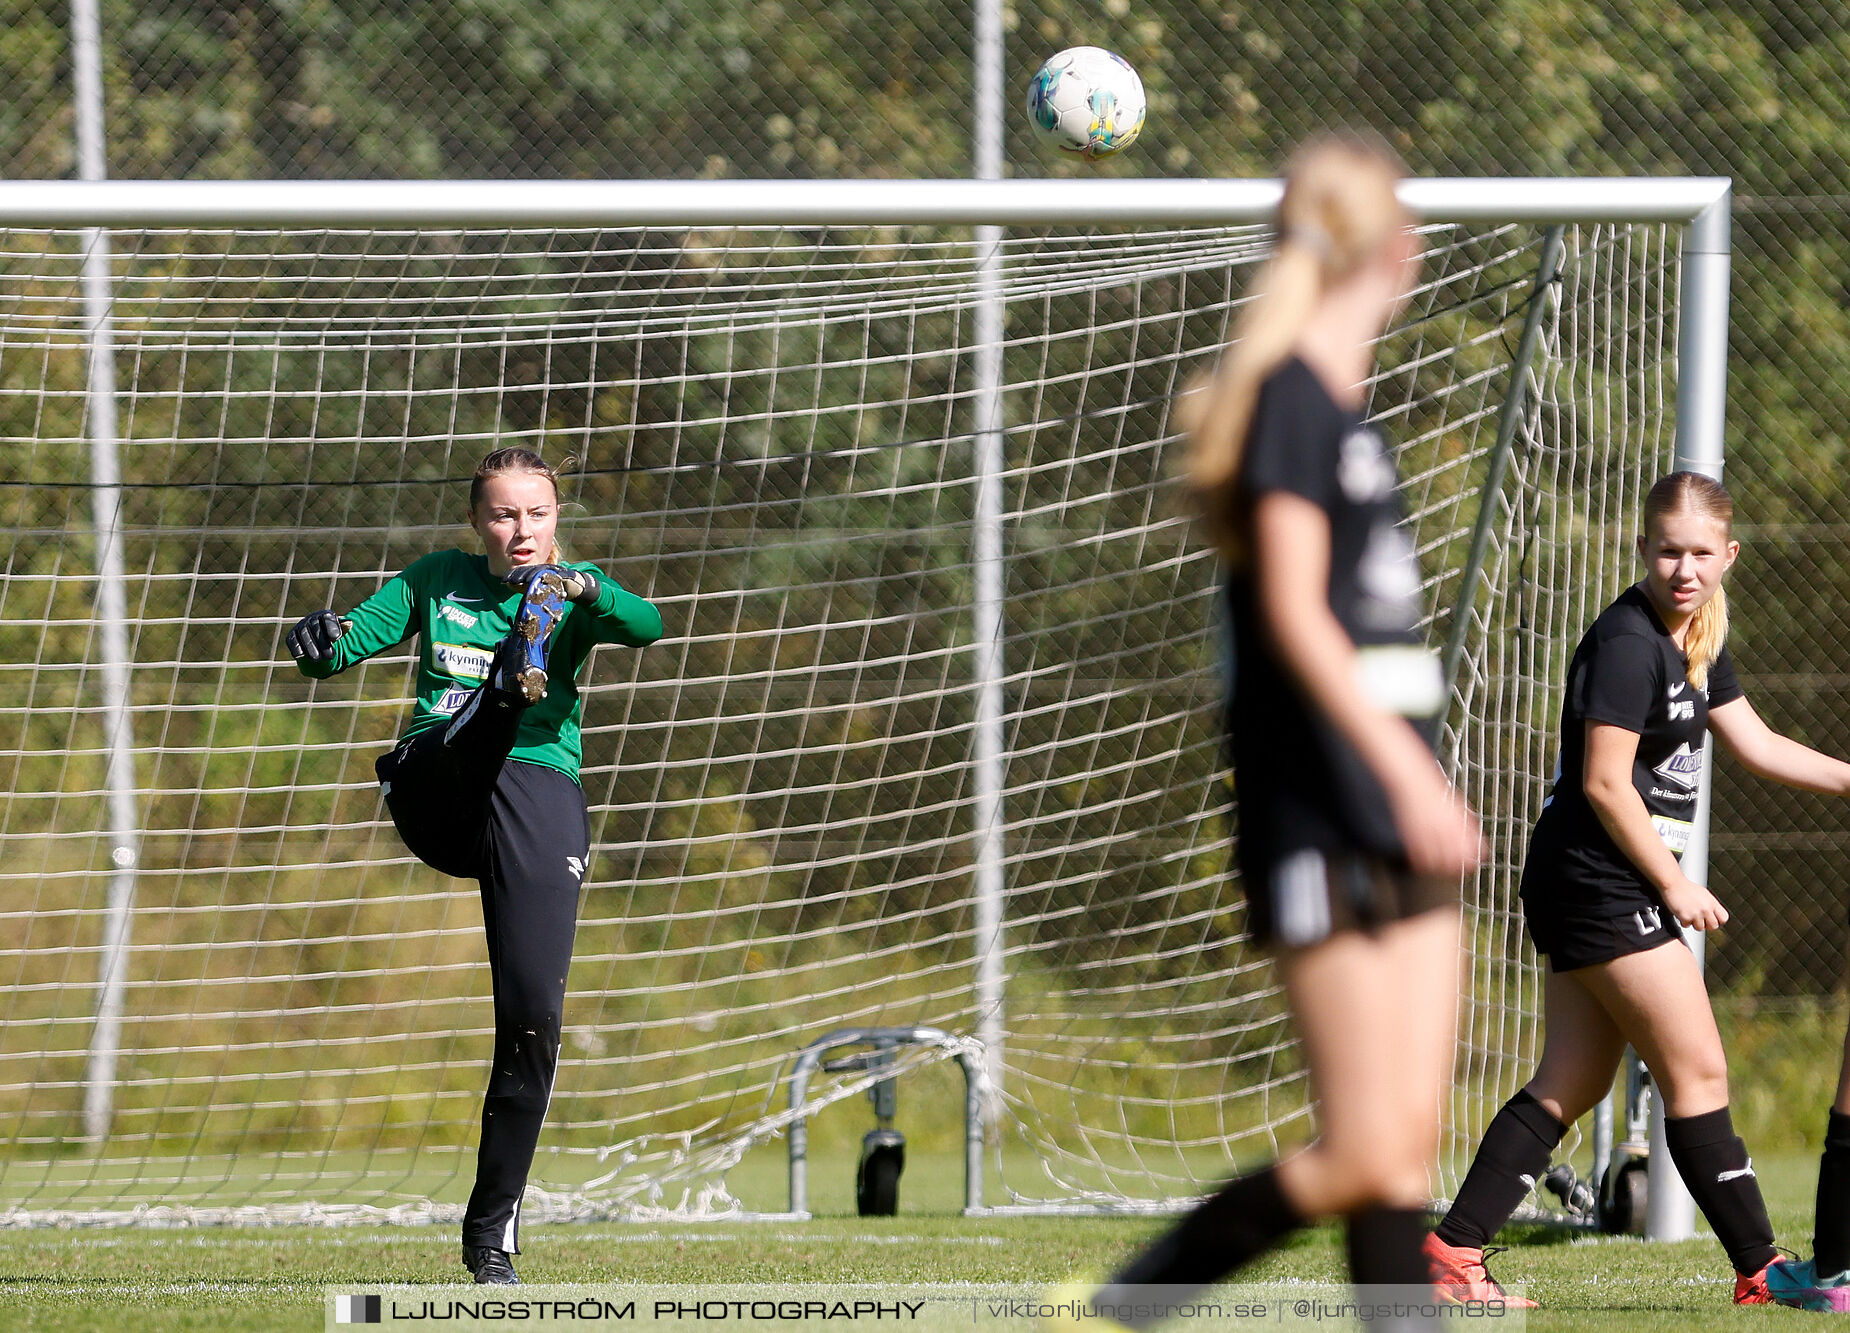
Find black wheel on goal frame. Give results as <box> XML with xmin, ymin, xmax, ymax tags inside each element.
<box><xmin>1598</xmin><ymin>1151</ymin><xmax>1650</xmax><ymax>1235</ymax></box>
<box><xmin>856</xmin><ymin>1128</ymin><xmax>906</xmax><ymax>1216</ymax></box>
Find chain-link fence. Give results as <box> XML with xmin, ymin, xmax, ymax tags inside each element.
<box><xmin>6</xmin><ymin>0</ymin><xmax>1847</xmax><ymax>996</ymax></box>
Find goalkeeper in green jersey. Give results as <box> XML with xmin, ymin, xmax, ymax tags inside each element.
<box><xmin>288</xmin><ymin>447</ymin><xmax>663</xmax><ymax>1285</ymax></box>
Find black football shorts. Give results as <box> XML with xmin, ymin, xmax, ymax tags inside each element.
<box><xmin>1242</xmin><ymin>844</ymin><xmax>1458</xmax><ymax>950</ymax></box>
<box><xmin>1524</xmin><ymin>900</ymin><xmax>1685</xmax><ymax>972</ymax></box>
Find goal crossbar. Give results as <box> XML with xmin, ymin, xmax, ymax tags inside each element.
<box><xmin>0</xmin><ymin>175</ymin><xmax>1731</xmax><ymax>228</ymax></box>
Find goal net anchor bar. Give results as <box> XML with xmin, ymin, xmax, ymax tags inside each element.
<box><xmin>784</xmin><ymin>1027</ymin><xmax>989</xmax><ymax>1219</ymax></box>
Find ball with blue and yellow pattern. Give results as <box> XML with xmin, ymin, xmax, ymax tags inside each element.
<box><xmin>1025</xmin><ymin>46</ymin><xmax>1147</xmax><ymax>160</ymax></box>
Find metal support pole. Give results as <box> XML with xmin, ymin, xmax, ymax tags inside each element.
<box><xmin>973</xmin><ymin>0</ymin><xmax>1002</xmax><ymax>186</ymax></box>
<box><xmin>970</xmin><ymin>247</ymin><xmax>1007</xmax><ymax>1114</ymax></box>
<box><xmin>71</xmin><ymin>0</ymin><xmax>141</xmax><ymax>1145</ymax></box>
<box><xmin>969</xmin><ymin>0</ymin><xmax>1008</xmax><ymax>1116</ymax></box>
<box><xmin>1643</xmin><ymin>190</ymin><xmax>1730</xmax><ymax>1243</ymax></box>
<box><xmin>1642</xmin><ymin>754</ymin><xmax>1713</xmax><ymax>1241</ymax></box>
<box><xmin>1591</xmin><ymin>1091</ymin><xmax>1614</xmax><ymax>1205</ymax></box>
<box><xmin>1673</xmin><ymin>196</ymin><xmax>1732</xmax><ymax>486</ymax></box>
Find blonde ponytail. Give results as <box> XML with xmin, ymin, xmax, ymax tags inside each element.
<box><xmin>1684</xmin><ymin>583</ymin><xmax>1728</xmax><ymax>690</ymax></box>
<box><xmin>1179</xmin><ymin>132</ymin><xmax>1411</xmax><ymax>563</ymax></box>
<box><xmin>1182</xmin><ymin>241</ymin><xmax>1327</xmax><ymax>561</ymax></box>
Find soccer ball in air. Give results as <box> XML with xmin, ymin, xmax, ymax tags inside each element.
<box><xmin>1025</xmin><ymin>46</ymin><xmax>1146</xmax><ymax>159</ymax></box>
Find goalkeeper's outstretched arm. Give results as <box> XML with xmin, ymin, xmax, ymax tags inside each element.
<box><xmin>288</xmin><ymin>564</ymin><xmax>420</xmax><ymax>679</ymax></box>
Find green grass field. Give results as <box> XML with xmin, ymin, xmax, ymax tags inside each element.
<box><xmin>0</xmin><ymin>1148</ymin><xmax>1830</xmax><ymax>1333</ymax></box>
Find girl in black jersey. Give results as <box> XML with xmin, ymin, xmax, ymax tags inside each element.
<box><xmin>1429</xmin><ymin>470</ymin><xmax>1850</xmax><ymax>1308</ymax></box>
<box><xmin>286</xmin><ymin>448</ymin><xmax>663</xmax><ymax>1285</ymax></box>
<box><xmin>1068</xmin><ymin>135</ymin><xmax>1481</xmax><ymax>1332</ymax></box>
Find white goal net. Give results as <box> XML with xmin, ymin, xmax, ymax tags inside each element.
<box><xmin>0</xmin><ymin>181</ymin><xmax>1717</xmax><ymax>1224</ymax></box>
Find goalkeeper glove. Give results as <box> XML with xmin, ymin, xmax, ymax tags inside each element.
<box><xmin>287</xmin><ymin>610</ymin><xmax>346</xmax><ymax>663</ymax></box>
<box><xmin>503</xmin><ymin>564</ymin><xmax>599</xmax><ymax>604</ymax></box>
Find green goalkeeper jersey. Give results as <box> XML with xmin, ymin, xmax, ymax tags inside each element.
<box><xmin>294</xmin><ymin>549</ymin><xmax>664</xmax><ymax>781</ymax></box>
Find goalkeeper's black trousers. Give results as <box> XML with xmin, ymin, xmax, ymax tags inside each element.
<box><xmin>375</xmin><ymin>682</ymin><xmax>590</xmax><ymax>1255</ymax></box>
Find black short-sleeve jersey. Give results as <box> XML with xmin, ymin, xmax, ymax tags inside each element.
<box><xmin>1222</xmin><ymin>356</ymin><xmax>1440</xmax><ymax>869</ymax></box>
<box><xmin>1520</xmin><ymin>584</ymin><xmax>1743</xmax><ymax>916</ymax></box>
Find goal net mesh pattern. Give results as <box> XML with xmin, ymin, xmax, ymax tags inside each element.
<box><xmin>0</xmin><ymin>215</ymin><xmax>1675</xmax><ymax>1223</ymax></box>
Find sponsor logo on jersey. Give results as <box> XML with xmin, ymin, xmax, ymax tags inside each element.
<box><xmin>433</xmin><ymin>641</ymin><xmax>493</xmax><ymax>682</ymax></box>
<box><xmin>1668</xmin><ymin>699</ymin><xmax>1696</xmax><ymax>722</ymax></box>
<box><xmin>1652</xmin><ymin>741</ymin><xmax>1703</xmax><ymax>793</ymax></box>
<box><xmin>445</xmin><ymin>590</ymin><xmax>482</xmax><ymax>604</ymax></box>
<box><xmin>1337</xmin><ymin>427</ymin><xmax>1397</xmax><ymax>501</ymax></box>
<box><xmin>1651</xmin><ymin>815</ymin><xmax>1694</xmax><ymax>855</ymax></box>
<box><xmin>436</xmin><ymin>602</ymin><xmax>480</xmax><ymax>630</ymax></box>
<box><xmin>433</xmin><ymin>686</ymin><xmax>473</xmax><ymax>716</ymax></box>
<box><xmin>1354</xmin><ymin>644</ymin><xmax>1444</xmax><ymax>717</ymax></box>
<box><xmin>1355</xmin><ymin>523</ymin><xmax>1422</xmax><ymax>630</ymax></box>
<box><xmin>1668</xmin><ymin>682</ymin><xmax>1686</xmax><ymax>697</ymax></box>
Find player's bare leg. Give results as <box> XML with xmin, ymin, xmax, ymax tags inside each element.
<box><xmin>1275</xmin><ymin>908</ymin><xmax>1460</xmax><ymax>1216</ymax></box>
<box><xmin>1526</xmin><ymin>967</ymin><xmax>1631</xmax><ymax>1125</ymax></box>
<box><xmin>1578</xmin><ymin>940</ymin><xmax>1775</xmax><ymax>1299</ymax></box>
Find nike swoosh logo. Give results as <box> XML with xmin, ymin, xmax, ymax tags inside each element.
<box><xmin>446</xmin><ymin>591</ymin><xmax>482</xmax><ymax>604</ymax></box>
<box><xmin>1669</xmin><ymin>683</ymin><xmax>1685</xmax><ymax>697</ymax></box>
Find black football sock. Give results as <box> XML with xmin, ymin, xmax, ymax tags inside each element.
<box><xmin>1664</xmin><ymin>1107</ymin><xmax>1776</xmax><ymax>1276</ymax></box>
<box><xmin>442</xmin><ymin>634</ymin><xmax>530</xmax><ymax>760</ymax></box>
<box><xmin>1433</xmin><ymin>1089</ymin><xmax>1566</xmax><ymax>1249</ymax></box>
<box><xmin>1346</xmin><ymin>1205</ymin><xmax>1430</xmax><ymax>1285</ymax></box>
<box><xmin>1350</xmin><ymin>1206</ymin><xmax>1441</xmax><ymax>1331</ymax></box>
<box><xmin>484</xmin><ymin>628</ymin><xmax>531</xmax><ymax>700</ymax></box>
<box><xmin>440</xmin><ymin>679</ymin><xmax>524</xmax><ymax>760</ymax></box>
<box><xmin>1347</xmin><ymin>1207</ymin><xmax>1439</xmax><ymax>1331</ymax></box>
<box><xmin>1095</xmin><ymin>1164</ymin><xmax>1303</xmax><ymax>1326</ymax></box>
<box><xmin>1347</xmin><ymin>1201</ymin><xmax>1434</xmax><ymax>1282</ymax></box>
<box><xmin>1813</xmin><ymin>1110</ymin><xmax>1850</xmax><ymax>1275</ymax></box>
